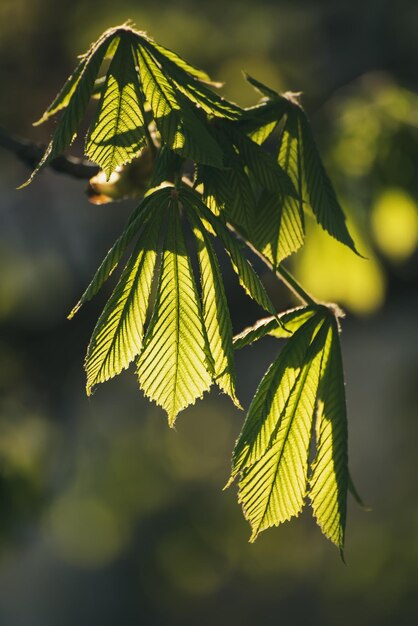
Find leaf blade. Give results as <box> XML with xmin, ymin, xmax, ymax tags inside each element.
<box><xmin>180</xmin><ymin>186</ymin><xmax>276</xmax><ymax>316</ymax></box>
<box><xmin>229</xmin><ymin>313</ymin><xmax>330</xmax><ymax>540</ymax></box>
<box><xmin>309</xmin><ymin>318</ymin><xmax>348</xmax><ymax>552</ymax></box>
<box><xmin>85</xmin><ymin>34</ymin><xmax>147</xmax><ymax>178</ymax></box>
<box><xmin>137</xmin><ymin>198</ymin><xmax>212</xmax><ymax>424</ymax></box>
<box><xmin>185</xmin><ymin>205</ymin><xmax>240</xmax><ymax>406</ymax></box>
<box><xmin>22</xmin><ymin>30</ymin><xmax>116</xmax><ymax>186</ymax></box>
<box><xmin>85</xmin><ymin>204</ymin><xmax>164</xmax><ymax>393</ymax></box>
<box><xmin>68</xmin><ymin>186</ymin><xmax>172</xmax><ymax>318</ymax></box>
<box><xmin>136</xmin><ymin>46</ymin><xmax>224</xmax><ymax>167</ymax></box>
<box><xmin>233</xmin><ymin>305</ymin><xmax>320</xmax><ymax>350</ymax></box>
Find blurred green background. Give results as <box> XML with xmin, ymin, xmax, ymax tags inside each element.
<box><xmin>0</xmin><ymin>0</ymin><xmax>417</xmax><ymax>624</ymax></box>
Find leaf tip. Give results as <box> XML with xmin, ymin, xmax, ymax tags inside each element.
<box><xmin>16</xmin><ymin>176</ymin><xmax>33</xmax><ymax>190</ymax></box>
<box><xmin>223</xmin><ymin>473</ymin><xmax>236</xmax><ymax>491</ymax></box>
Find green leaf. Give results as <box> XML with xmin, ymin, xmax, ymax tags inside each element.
<box><xmin>309</xmin><ymin>318</ymin><xmax>348</xmax><ymax>553</ymax></box>
<box><xmin>230</xmin><ymin>313</ymin><xmax>330</xmax><ymax>540</ymax></box>
<box><xmin>185</xmin><ymin>205</ymin><xmax>240</xmax><ymax>407</ymax></box>
<box><xmin>244</xmin><ymin>107</ymin><xmax>306</xmax><ymax>268</ymax></box>
<box><xmin>22</xmin><ymin>29</ymin><xmax>118</xmax><ymax>186</ymax></box>
<box><xmin>85</xmin><ymin>34</ymin><xmax>147</xmax><ymax>179</ymax></box>
<box><xmin>243</xmin><ymin>72</ymin><xmax>279</xmax><ymax>99</ymax></box>
<box><xmin>33</xmin><ymin>54</ymin><xmax>89</xmax><ymax>126</ymax></box>
<box><xmin>197</xmin><ymin>161</ymin><xmax>256</xmax><ymax>237</ymax></box>
<box><xmin>180</xmin><ymin>187</ymin><xmax>276</xmax><ymax>316</ymax></box>
<box><xmin>252</xmin><ymin>189</ymin><xmax>304</xmax><ymax>269</ymax></box>
<box><xmin>141</xmin><ymin>38</ymin><xmax>242</xmax><ymax>120</ymax></box>
<box><xmin>138</xmin><ymin>35</ymin><xmax>214</xmax><ymax>84</ymax></box>
<box><xmin>136</xmin><ymin>46</ymin><xmax>224</xmax><ymax>167</ymax></box>
<box><xmin>224</xmin><ymin>126</ymin><xmax>297</xmax><ymax>199</ymax></box>
<box><xmin>85</xmin><ymin>203</ymin><xmax>164</xmax><ymax>394</ymax></box>
<box><xmin>148</xmin><ymin>146</ymin><xmax>183</xmax><ymax>187</ymax></box>
<box><xmin>68</xmin><ymin>186</ymin><xmax>172</xmax><ymax>318</ymax></box>
<box><xmin>290</xmin><ymin>106</ymin><xmax>359</xmax><ymax>254</ymax></box>
<box><xmin>137</xmin><ymin>197</ymin><xmax>212</xmax><ymax>425</ymax></box>
<box><xmin>233</xmin><ymin>305</ymin><xmax>320</xmax><ymax>350</ymax></box>
<box><xmin>234</xmin><ymin>100</ymin><xmax>287</xmax><ymax>143</ymax></box>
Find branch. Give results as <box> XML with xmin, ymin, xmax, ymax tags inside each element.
<box><xmin>0</xmin><ymin>126</ymin><xmax>99</xmax><ymax>180</ymax></box>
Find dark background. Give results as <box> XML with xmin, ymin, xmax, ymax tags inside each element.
<box><xmin>0</xmin><ymin>1</ymin><xmax>417</xmax><ymax>624</ymax></box>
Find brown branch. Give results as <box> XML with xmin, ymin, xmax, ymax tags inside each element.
<box><xmin>0</xmin><ymin>126</ymin><xmax>99</xmax><ymax>180</ymax></box>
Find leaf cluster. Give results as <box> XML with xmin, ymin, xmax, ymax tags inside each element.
<box><xmin>24</xmin><ymin>24</ymin><xmax>364</xmax><ymax>554</ymax></box>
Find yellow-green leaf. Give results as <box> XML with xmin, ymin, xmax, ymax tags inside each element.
<box><xmin>186</xmin><ymin>206</ymin><xmax>240</xmax><ymax>407</ymax></box>
<box><xmin>86</xmin><ymin>34</ymin><xmax>147</xmax><ymax>179</ymax></box>
<box><xmin>231</xmin><ymin>314</ymin><xmax>329</xmax><ymax>540</ymax></box>
<box><xmin>137</xmin><ymin>198</ymin><xmax>212</xmax><ymax>425</ymax></box>
<box><xmin>309</xmin><ymin>318</ymin><xmax>348</xmax><ymax>553</ymax></box>
<box><xmin>85</xmin><ymin>204</ymin><xmax>164</xmax><ymax>393</ymax></box>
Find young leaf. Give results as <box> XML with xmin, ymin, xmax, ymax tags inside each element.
<box><xmin>68</xmin><ymin>186</ymin><xmax>172</xmax><ymax>318</ymax></box>
<box><xmin>234</xmin><ymin>99</ymin><xmax>287</xmax><ymax>144</ymax></box>
<box><xmin>252</xmin><ymin>189</ymin><xmax>304</xmax><ymax>268</ymax></box>
<box><xmin>233</xmin><ymin>305</ymin><xmax>320</xmax><ymax>350</ymax></box>
<box><xmin>185</xmin><ymin>205</ymin><xmax>240</xmax><ymax>407</ymax></box>
<box><xmin>197</xmin><ymin>161</ymin><xmax>257</xmax><ymax>238</ymax></box>
<box><xmin>288</xmin><ymin>106</ymin><xmax>359</xmax><ymax>254</ymax></box>
<box><xmin>243</xmin><ymin>72</ymin><xmax>280</xmax><ymax>99</ymax></box>
<box><xmin>85</xmin><ymin>203</ymin><xmax>164</xmax><ymax>394</ymax></box>
<box><xmin>309</xmin><ymin>318</ymin><xmax>348</xmax><ymax>553</ymax></box>
<box><xmin>230</xmin><ymin>313</ymin><xmax>330</xmax><ymax>540</ymax></box>
<box><xmin>22</xmin><ymin>29</ymin><xmax>118</xmax><ymax>186</ymax></box>
<box><xmin>137</xmin><ymin>197</ymin><xmax>212</xmax><ymax>425</ymax></box>
<box><xmin>140</xmin><ymin>37</ymin><xmax>242</xmax><ymax>120</ymax></box>
<box><xmin>85</xmin><ymin>34</ymin><xmax>147</xmax><ymax>179</ymax></box>
<box><xmin>138</xmin><ymin>35</ymin><xmax>214</xmax><ymax>84</ymax></box>
<box><xmin>180</xmin><ymin>187</ymin><xmax>276</xmax><ymax>316</ymax></box>
<box><xmin>33</xmin><ymin>55</ymin><xmax>89</xmax><ymax>126</ymax></box>
<box><xmin>136</xmin><ymin>46</ymin><xmax>224</xmax><ymax>167</ymax></box>
<box><xmin>224</xmin><ymin>126</ymin><xmax>297</xmax><ymax>199</ymax></box>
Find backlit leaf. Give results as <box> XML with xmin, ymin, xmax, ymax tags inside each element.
<box><xmin>185</xmin><ymin>205</ymin><xmax>240</xmax><ymax>406</ymax></box>
<box><xmin>136</xmin><ymin>46</ymin><xmax>224</xmax><ymax>167</ymax></box>
<box><xmin>85</xmin><ymin>203</ymin><xmax>164</xmax><ymax>394</ymax></box>
<box><xmin>137</xmin><ymin>197</ymin><xmax>212</xmax><ymax>425</ymax></box>
<box><xmin>309</xmin><ymin>318</ymin><xmax>348</xmax><ymax>553</ymax></box>
<box><xmin>23</xmin><ymin>28</ymin><xmax>119</xmax><ymax>186</ymax></box>
<box><xmin>233</xmin><ymin>305</ymin><xmax>320</xmax><ymax>350</ymax></box>
<box><xmin>231</xmin><ymin>314</ymin><xmax>330</xmax><ymax>540</ymax></box>
<box><xmin>68</xmin><ymin>186</ymin><xmax>172</xmax><ymax>318</ymax></box>
<box><xmin>180</xmin><ymin>186</ymin><xmax>276</xmax><ymax>316</ymax></box>
<box><xmin>85</xmin><ymin>34</ymin><xmax>147</xmax><ymax>179</ymax></box>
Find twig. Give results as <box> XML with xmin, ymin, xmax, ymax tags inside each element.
<box><xmin>0</xmin><ymin>126</ymin><xmax>99</xmax><ymax>180</ymax></box>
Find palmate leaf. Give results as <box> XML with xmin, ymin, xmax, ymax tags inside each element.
<box><xmin>184</xmin><ymin>205</ymin><xmax>240</xmax><ymax>407</ymax></box>
<box><xmin>233</xmin><ymin>304</ymin><xmax>320</xmax><ymax>350</ymax></box>
<box><xmin>137</xmin><ymin>197</ymin><xmax>212</xmax><ymax>425</ymax></box>
<box><xmin>68</xmin><ymin>186</ymin><xmax>172</xmax><ymax>319</ymax></box>
<box><xmin>180</xmin><ymin>186</ymin><xmax>276</xmax><ymax>316</ymax></box>
<box><xmin>231</xmin><ymin>314</ymin><xmax>330</xmax><ymax>540</ymax></box>
<box><xmin>136</xmin><ymin>46</ymin><xmax>224</xmax><ymax>167</ymax></box>
<box><xmin>85</xmin><ymin>33</ymin><xmax>147</xmax><ymax>179</ymax></box>
<box><xmin>309</xmin><ymin>318</ymin><xmax>348</xmax><ymax>553</ymax></box>
<box><xmin>22</xmin><ymin>28</ymin><xmax>120</xmax><ymax>186</ymax></box>
<box><xmin>85</xmin><ymin>202</ymin><xmax>165</xmax><ymax>394</ymax></box>
<box><xmin>240</xmin><ymin>74</ymin><xmax>358</xmax><ymax>256</ymax></box>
